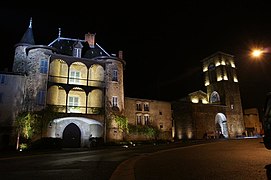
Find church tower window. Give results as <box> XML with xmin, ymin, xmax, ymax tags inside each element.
<box><xmin>210</xmin><ymin>91</ymin><xmax>220</xmax><ymax>103</ymax></box>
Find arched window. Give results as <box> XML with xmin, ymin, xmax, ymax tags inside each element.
<box><xmin>210</xmin><ymin>91</ymin><xmax>220</xmax><ymax>103</ymax></box>
<box><xmin>208</xmin><ymin>63</ymin><xmax>216</xmax><ymax>83</ymax></box>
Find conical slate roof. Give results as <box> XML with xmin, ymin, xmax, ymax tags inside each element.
<box><xmin>19</xmin><ymin>18</ymin><xmax>35</xmax><ymax>45</ymax></box>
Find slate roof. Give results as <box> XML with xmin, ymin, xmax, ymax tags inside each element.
<box><xmin>19</xmin><ymin>18</ymin><xmax>35</xmax><ymax>45</ymax></box>
<box><xmin>48</xmin><ymin>37</ymin><xmax>111</xmax><ymax>59</ymax></box>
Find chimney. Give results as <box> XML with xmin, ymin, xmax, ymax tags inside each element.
<box><xmin>85</xmin><ymin>32</ymin><xmax>95</xmax><ymax>48</ymax></box>
<box><xmin>118</xmin><ymin>50</ymin><xmax>123</xmax><ymax>59</ymax></box>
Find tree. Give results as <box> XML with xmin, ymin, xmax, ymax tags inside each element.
<box><xmin>15</xmin><ymin>111</ymin><xmax>37</xmax><ymax>150</ymax></box>
<box><xmin>14</xmin><ymin>105</ymin><xmax>61</xmax><ymax>150</ymax></box>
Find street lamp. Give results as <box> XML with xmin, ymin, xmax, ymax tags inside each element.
<box><xmin>250</xmin><ymin>47</ymin><xmax>271</xmax><ymax>149</ymax></box>
<box><xmin>251</xmin><ymin>49</ymin><xmax>264</xmax><ymax>58</ymax></box>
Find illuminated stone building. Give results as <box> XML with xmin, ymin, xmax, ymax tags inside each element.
<box><xmin>0</xmin><ymin>19</ymin><xmax>173</xmax><ymax>149</ymax></box>
<box><xmin>243</xmin><ymin>108</ymin><xmax>262</xmax><ymax>136</ymax></box>
<box><xmin>3</xmin><ymin>18</ymin><xmax>126</xmax><ymax>148</ymax></box>
<box><xmin>124</xmin><ymin>97</ymin><xmax>173</xmax><ymax>141</ymax></box>
<box><xmin>172</xmin><ymin>52</ymin><xmax>245</xmax><ymax>140</ymax></box>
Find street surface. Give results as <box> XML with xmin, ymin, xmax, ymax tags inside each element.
<box><xmin>133</xmin><ymin>138</ymin><xmax>271</xmax><ymax>180</ymax></box>
<box><xmin>1</xmin><ymin>138</ymin><xmax>270</xmax><ymax>180</ymax></box>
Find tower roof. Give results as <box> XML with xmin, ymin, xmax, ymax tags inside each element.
<box><xmin>201</xmin><ymin>51</ymin><xmax>234</xmax><ymax>62</ymax></box>
<box><xmin>19</xmin><ymin>18</ymin><xmax>35</xmax><ymax>45</ymax></box>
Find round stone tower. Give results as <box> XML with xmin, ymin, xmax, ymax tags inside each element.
<box><xmin>104</xmin><ymin>51</ymin><xmax>126</xmax><ymax>142</ymax></box>
<box><xmin>13</xmin><ymin>18</ymin><xmax>52</xmax><ymax>111</ymax></box>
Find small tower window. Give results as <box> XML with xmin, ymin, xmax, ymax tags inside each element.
<box><xmin>40</xmin><ymin>59</ymin><xmax>48</xmax><ymax>74</ymax></box>
<box><xmin>112</xmin><ymin>70</ymin><xmax>118</xmax><ymax>81</ymax></box>
<box><xmin>0</xmin><ymin>75</ymin><xmax>6</xmax><ymax>84</ymax></box>
<box><xmin>37</xmin><ymin>90</ymin><xmax>46</xmax><ymax>105</ymax></box>
<box><xmin>112</xmin><ymin>96</ymin><xmax>118</xmax><ymax>107</ymax></box>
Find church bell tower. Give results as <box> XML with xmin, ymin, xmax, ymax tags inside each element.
<box><xmin>202</xmin><ymin>51</ymin><xmax>245</xmax><ymax>137</ymax></box>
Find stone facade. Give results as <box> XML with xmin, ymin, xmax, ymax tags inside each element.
<box><xmin>243</xmin><ymin>108</ymin><xmax>262</xmax><ymax>136</ymax></box>
<box><xmin>0</xmin><ymin>20</ymin><xmax>253</xmax><ymax>149</ymax></box>
<box><xmin>124</xmin><ymin>97</ymin><xmax>173</xmax><ymax>141</ymax></box>
<box><xmin>0</xmin><ymin>72</ymin><xmax>25</xmax><ymax>148</ymax></box>
<box><xmin>172</xmin><ymin>52</ymin><xmax>245</xmax><ymax>140</ymax></box>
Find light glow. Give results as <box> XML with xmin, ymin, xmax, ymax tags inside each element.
<box><xmin>191</xmin><ymin>98</ymin><xmax>199</xmax><ymax>103</ymax></box>
<box><xmin>251</xmin><ymin>49</ymin><xmax>263</xmax><ymax>58</ymax></box>
<box><xmin>187</xmin><ymin>128</ymin><xmax>193</xmax><ymax>139</ymax></box>
<box><xmin>217</xmin><ymin>76</ymin><xmax>223</xmax><ymax>81</ymax></box>
<box><xmin>202</xmin><ymin>99</ymin><xmax>208</xmax><ymax>104</ymax></box>
<box><xmin>215</xmin><ymin>62</ymin><xmax>220</xmax><ymax>66</ymax></box>
<box><xmin>230</xmin><ymin>61</ymin><xmax>235</xmax><ymax>68</ymax></box>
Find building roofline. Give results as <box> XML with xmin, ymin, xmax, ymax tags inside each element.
<box><xmin>201</xmin><ymin>51</ymin><xmax>235</xmax><ymax>62</ymax></box>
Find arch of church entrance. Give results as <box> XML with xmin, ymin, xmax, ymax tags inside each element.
<box><xmin>215</xmin><ymin>113</ymin><xmax>229</xmax><ymax>138</ymax></box>
<box><xmin>62</xmin><ymin>123</ymin><xmax>81</xmax><ymax>148</ymax></box>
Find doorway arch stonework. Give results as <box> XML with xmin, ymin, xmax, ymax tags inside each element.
<box><xmin>47</xmin><ymin>117</ymin><xmax>103</xmax><ymax>147</ymax></box>
<box><xmin>215</xmin><ymin>113</ymin><xmax>228</xmax><ymax>138</ymax></box>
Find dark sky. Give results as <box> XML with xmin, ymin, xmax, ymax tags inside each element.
<box><xmin>1</xmin><ymin>1</ymin><xmax>271</xmax><ymax>112</ymax></box>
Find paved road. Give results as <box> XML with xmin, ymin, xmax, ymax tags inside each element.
<box><xmin>0</xmin><ymin>140</ymin><xmax>208</xmax><ymax>180</ymax></box>
<box><xmin>111</xmin><ymin>138</ymin><xmax>271</xmax><ymax>180</ymax></box>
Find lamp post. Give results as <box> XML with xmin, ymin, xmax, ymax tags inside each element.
<box><xmin>250</xmin><ymin>47</ymin><xmax>271</xmax><ymax>149</ymax></box>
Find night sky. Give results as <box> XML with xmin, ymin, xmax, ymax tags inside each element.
<box><xmin>1</xmin><ymin>2</ymin><xmax>271</xmax><ymax>113</ymax></box>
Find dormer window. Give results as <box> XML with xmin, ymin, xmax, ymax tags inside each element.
<box><xmin>73</xmin><ymin>41</ymin><xmax>83</xmax><ymax>58</ymax></box>
<box><xmin>73</xmin><ymin>48</ymin><xmax>82</xmax><ymax>58</ymax></box>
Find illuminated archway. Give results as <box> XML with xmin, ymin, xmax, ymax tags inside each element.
<box><xmin>215</xmin><ymin>113</ymin><xmax>228</xmax><ymax>138</ymax></box>
<box><xmin>47</xmin><ymin>117</ymin><xmax>103</xmax><ymax>147</ymax></box>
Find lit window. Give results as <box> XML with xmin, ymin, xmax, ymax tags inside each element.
<box><xmin>144</xmin><ymin>103</ymin><xmax>149</xmax><ymax>111</ymax></box>
<box><xmin>68</xmin><ymin>96</ymin><xmax>80</xmax><ymax>113</ymax></box>
<box><xmin>136</xmin><ymin>114</ymin><xmax>142</xmax><ymax>125</ymax></box>
<box><xmin>40</xmin><ymin>59</ymin><xmax>48</xmax><ymax>74</ymax></box>
<box><xmin>136</xmin><ymin>102</ymin><xmax>142</xmax><ymax>111</ymax></box>
<box><xmin>112</xmin><ymin>70</ymin><xmax>118</xmax><ymax>81</ymax></box>
<box><xmin>144</xmin><ymin>115</ymin><xmax>150</xmax><ymax>125</ymax></box>
<box><xmin>112</xmin><ymin>96</ymin><xmax>118</xmax><ymax>107</ymax></box>
<box><xmin>69</xmin><ymin>71</ymin><xmax>80</xmax><ymax>84</ymax></box>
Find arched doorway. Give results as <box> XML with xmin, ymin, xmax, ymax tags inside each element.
<box><xmin>62</xmin><ymin>123</ymin><xmax>81</xmax><ymax>148</ymax></box>
<box><xmin>215</xmin><ymin>113</ymin><xmax>229</xmax><ymax>138</ymax></box>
